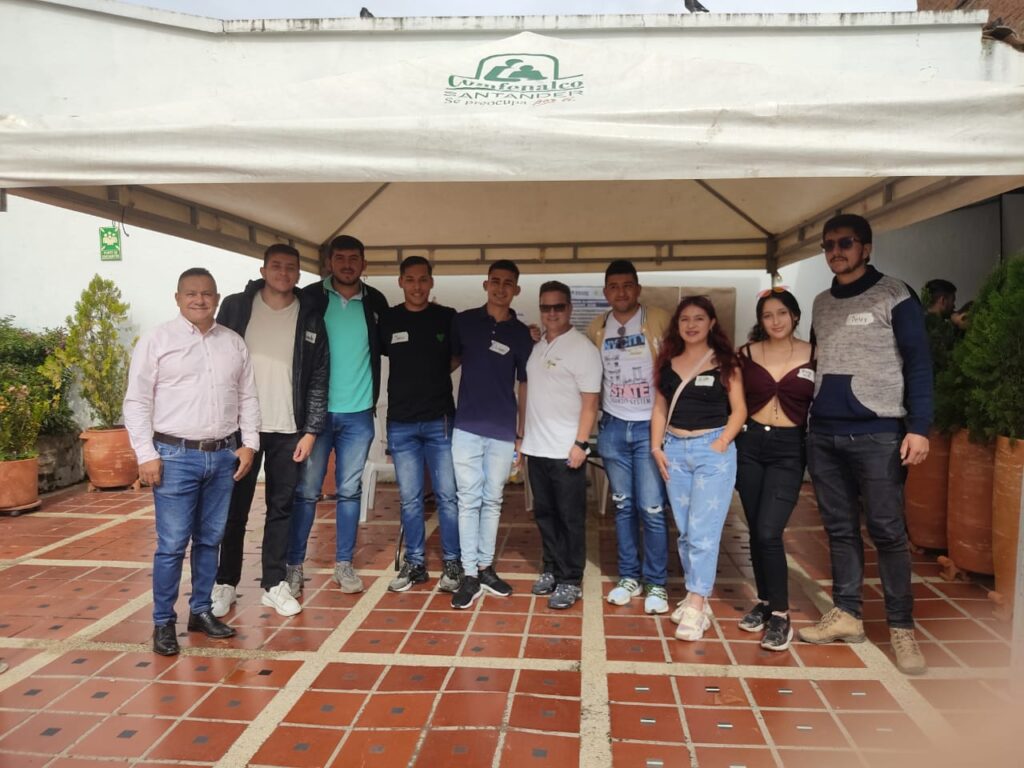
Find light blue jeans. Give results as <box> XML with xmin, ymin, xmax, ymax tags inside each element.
<box><xmin>451</xmin><ymin>428</ymin><xmax>514</xmax><ymax>574</ymax></box>
<box><xmin>663</xmin><ymin>428</ymin><xmax>737</xmax><ymax>597</ymax></box>
<box><xmin>289</xmin><ymin>409</ymin><xmax>375</xmax><ymax>564</ymax></box>
<box><xmin>388</xmin><ymin>417</ymin><xmax>460</xmax><ymax>565</ymax></box>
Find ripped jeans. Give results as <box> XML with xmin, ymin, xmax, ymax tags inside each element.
<box><xmin>597</xmin><ymin>413</ymin><xmax>669</xmax><ymax>586</ymax></box>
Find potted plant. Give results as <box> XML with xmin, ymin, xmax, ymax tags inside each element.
<box><xmin>48</xmin><ymin>275</ymin><xmax>138</xmax><ymax>490</ymax></box>
<box><xmin>0</xmin><ymin>382</ymin><xmax>50</xmax><ymax>513</ymax></box>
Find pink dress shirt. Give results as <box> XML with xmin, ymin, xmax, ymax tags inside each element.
<box><xmin>124</xmin><ymin>314</ymin><xmax>261</xmax><ymax>465</ymax></box>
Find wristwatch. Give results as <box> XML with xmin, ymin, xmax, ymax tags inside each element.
<box><xmin>574</xmin><ymin>440</ymin><xmax>592</xmax><ymax>456</ymax></box>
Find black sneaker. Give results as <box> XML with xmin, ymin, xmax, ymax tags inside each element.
<box><xmin>388</xmin><ymin>559</ymin><xmax>429</xmax><ymax>593</ymax></box>
<box><xmin>738</xmin><ymin>602</ymin><xmax>771</xmax><ymax>633</ymax></box>
<box><xmin>478</xmin><ymin>566</ymin><xmax>513</xmax><ymax>597</ymax></box>
<box><xmin>760</xmin><ymin>613</ymin><xmax>793</xmax><ymax>652</ymax></box>
<box><xmin>451</xmin><ymin>575</ymin><xmax>482</xmax><ymax>609</ymax></box>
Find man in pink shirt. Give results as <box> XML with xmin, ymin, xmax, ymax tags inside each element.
<box><xmin>124</xmin><ymin>268</ymin><xmax>260</xmax><ymax>656</ymax></box>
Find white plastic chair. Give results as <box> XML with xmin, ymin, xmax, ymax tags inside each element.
<box><xmin>360</xmin><ymin>405</ymin><xmax>395</xmax><ymax>522</ymax></box>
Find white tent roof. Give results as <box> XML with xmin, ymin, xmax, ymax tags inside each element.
<box><xmin>2</xmin><ymin>2</ymin><xmax>1023</xmax><ymax>274</ymax></box>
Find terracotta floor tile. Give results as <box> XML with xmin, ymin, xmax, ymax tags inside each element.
<box><xmin>263</xmin><ymin>627</ymin><xmax>333</xmax><ymax>652</ymax></box>
<box><xmin>358</xmin><ymin>609</ymin><xmax>420</xmax><ymax>631</ymax></box>
<box><xmin>917</xmin><ymin>618</ymin><xmax>1001</xmax><ymax>642</ymax></box>
<box><xmin>283</xmin><ymin>691</ymin><xmax>365</xmax><ymax>727</ymax></box>
<box><xmin>329</xmin><ymin>729</ymin><xmax>420</xmax><ymax>768</ymax></box>
<box><xmin>607</xmin><ymin>673</ymin><xmax>676</xmax><ymax>705</ymax></box>
<box><xmin>528</xmin><ymin>614</ymin><xmax>582</xmax><ymax>636</ymax></box>
<box><xmin>667</xmin><ymin>639</ymin><xmax>733</xmax><ymax>665</ymax></box>
<box><xmin>683</xmin><ymin>708</ymin><xmax>766</xmax><ymax>746</ymax></box>
<box><xmin>498</xmin><ymin>731</ymin><xmax>579</xmax><ymax>768</ymax></box>
<box><xmin>608</xmin><ymin>702</ymin><xmax>684</xmax><ymax>743</ymax></box>
<box><xmin>775</xmin><ymin>749</ymin><xmax>863</xmax><ymax>768</ymax></box>
<box><xmin>509</xmin><ymin>694</ymin><xmax>582</xmax><ymax>734</ymax></box>
<box><xmin>675</xmin><ymin>676</ymin><xmax>749</xmax><ymax>708</ymax></box>
<box><xmin>188</xmin><ymin>685</ymin><xmax>277</xmax><ymax>721</ymax></box>
<box><xmin>745</xmin><ymin>678</ymin><xmax>823</xmax><ymax>710</ymax></box>
<box><xmin>146</xmin><ymin>718</ymin><xmax>246</xmax><ymax>762</ymax></box>
<box><xmin>760</xmin><ymin>709</ymin><xmax>849</xmax><ymax>748</ymax></box>
<box><xmin>311</xmin><ymin>663</ymin><xmax>383</xmax><ymax>691</ymax></box>
<box><xmin>0</xmin><ymin>708</ymin><xmax>33</xmax><ymax>734</ymax></box>
<box><xmin>377</xmin><ymin>665</ymin><xmax>449</xmax><ymax>692</ymax></box>
<box><xmin>250</xmin><ymin>724</ymin><xmax>345</xmax><ymax>768</ymax></box>
<box><xmin>413</xmin><ymin>729</ymin><xmax>500</xmax><ymax>767</ymax></box>
<box><xmin>606</xmin><ymin>638</ymin><xmax>666</xmax><ymax>663</ymax></box>
<box><xmin>43</xmin><ymin>758</ymin><xmax>134</xmax><ymax>768</ymax></box>
<box><xmin>445</xmin><ymin>667</ymin><xmax>515</xmax><ymax>692</ymax></box>
<box><xmin>945</xmin><ymin>641</ymin><xmax>1011</xmax><ymax>668</ymax></box>
<box><xmin>815</xmin><ymin>680</ymin><xmax>900</xmax><ymax>711</ymax></box>
<box><xmin>376</xmin><ymin>591</ymin><xmax>432</xmax><ymax>611</ymax></box>
<box><xmin>66</xmin><ymin>714</ymin><xmax>171</xmax><ymax>758</ymax></box>
<box><xmin>99</xmin><ymin>653</ymin><xmax>176</xmax><ymax>681</ymax></box>
<box><xmin>401</xmin><ymin>630</ymin><xmax>465</xmax><ymax>655</ymax></box>
<box><xmin>603</xmin><ymin>615</ymin><xmax>661</xmax><ymax>638</ymax></box>
<box><xmin>355</xmin><ymin>692</ymin><xmax>435</xmax><ymax>728</ymax></box>
<box><xmin>36</xmin><ymin>650</ymin><xmax>121</xmax><ymax>677</ymax></box>
<box><xmin>516</xmin><ymin>669</ymin><xmax>581</xmax><ymax>698</ymax></box>
<box><xmin>838</xmin><ymin>712</ymin><xmax>930</xmax><ymax>750</ymax></box>
<box><xmin>792</xmin><ymin>642</ymin><xmax>866</xmax><ymax>669</ymax></box>
<box><xmin>460</xmin><ymin>633</ymin><xmax>523</xmax><ymax>659</ymax></box>
<box><xmin>729</xmin><ymin>641</ymin><xmax>802</xmax><ymax>668</ymax></box>
<box><xmin>223</xmin><ymin>657</ymin><xmax>301</xmax><ymax>687</ymax></box>
<box><xmin>432</xmin><ymin>691</ymin><xmax>509</xmax><ymax>727</ymax></box>
<box><xmin>414</xmin><ymin>611</ymin><xmax>473</xmax><ymax>632</ymax></box>
<box><xmin>523</xmin><ymin>636</ymin><xmax>582</xmax><ymax>660</ymax></box>
<box><xmin>877</xmin><ymin>641</ymin><xmax>961</xmax><ymax>669</ymax></box>
<box><xmin>477</xmin><ymin>594</ymin><xmax>536</xmax><ymax>614</ymax></box>
<box><xmin>473</xmin><ymin>612</ymin><xmax>528</xmax><ymax>634</ymax></box>
<box><xmin>0</xmin><ymin>677</ymin><xmax>71</xmax><ymax>709</ymax></box>
<box><xmin>691</xmin><ymin>746</ymin><xmax>776</xmax><ymax>768</ymax></box>
<box><xmin>341</xmin><ymin>629</ymin><xmax>405</xmax><ymax>653</ymax></box>
<box><xmin>0</xmin><ymin>752</ymin><xmax>51</xmax><ymax>767</ymax></box>
<box><xmin>0</xmin><ymin>712</ymin><xmax>102</xmax><ymax>753</ymax></box>
<box><xmin>611</xmin><ymin>740</ymin><xmax>691</xmax><ymax>767</ymax></box>
<box><xmin>48</xmin><ymin>678</ymin><xmax>147</xmax><ymax>714</ymax></box>
<box><xmin>159</xmin><ymin>656</ymin><xmax>238</xmax><ymax>685</ymax></box>
<box><xmin>909</xmin><ymin>678</ymin><xmax>999</xmax><ymax>710</ymax></box>
<box><xmin>912</xmin><ymin>600</ymin><xmax>970</xmax><ymax>619</ymax></box>
<box><xmin>119</xmin><ymin>681</ymin><xmax>210</xmax><ymax>717</ymax></box>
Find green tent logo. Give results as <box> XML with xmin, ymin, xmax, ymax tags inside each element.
<box><xmin>445</xmin><ymin>53</ymin><xmax>584</xmax><ymax>105</ymax></box>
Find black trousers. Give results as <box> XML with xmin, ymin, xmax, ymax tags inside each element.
<box><xmin>734</xmin><ymin>422</ymin><xmax>806</xmax><ymax>613</ymax></box>
<box><xmin>527</xmin><ymin>456</ymin><xmax>587</xmax><ymax>586</ymax></box>
<box><xmin>216</xmin><ymin>431</ymin><xmax>302</xmax><ymax>590</ymax></box>
<box><xmin>806</xmin><ymin>431</ymin><xmax>913</xmax><ymax>628</ymax></box>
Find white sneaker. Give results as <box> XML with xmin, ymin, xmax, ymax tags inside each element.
<box><xmin>606</xmin><ymin>577</ymin><xmax>643</xmax><ymax>606</ymax></box>
<box><xmin>674</xmin><ymin>604</ymin><xmax>711</xmax><ymax>641</ymax></box>
<box><xmin>210</xmin><ymin>583</ymin><xmax>236</xmax><ymax>618</ymax></box>
<box><xmin>261</xmin><ymin>581</ymin><xmax>302</xmax><ymax>617</ymax></box>
<box><xmin>670</xmin><ymin>596</ymin><xmax>713</xmax><ymax>625</ymax></box>
<box><xmin>643</xmin><ymin>585</ymin><xmax>669</xmax><ymax>615</ymax></box>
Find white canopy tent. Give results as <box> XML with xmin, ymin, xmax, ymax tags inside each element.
<box><xmin>1</xmin><ymin>2</ymin><xmax>1023</xmax><ymax>276</ymax></box>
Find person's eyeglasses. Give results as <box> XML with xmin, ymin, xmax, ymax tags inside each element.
<box><xmin>539</xmin><ymin>303</ymin><xmax>567</xmax><ymax>313</ymax></box>
<box><xmin>821</xmin><ymin>236</ymin><xmax>860</xmax><ymax>252</ymax></box>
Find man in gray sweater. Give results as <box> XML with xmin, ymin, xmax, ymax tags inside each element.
<box><xmin>798</xmin><ymin>214</ymin><xmax>932</xmax><ymax>676</ymax></box>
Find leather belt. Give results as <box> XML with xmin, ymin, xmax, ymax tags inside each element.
<box><xmin>153</xmin><ymin>432</ymin><xmax>237</xmax><ymax>452</ymax></box>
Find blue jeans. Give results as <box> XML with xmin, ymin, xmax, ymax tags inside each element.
<box><xmin>289</xmin><ymin>409</ymin><xmax>374</xmax><ymax>564</ymax></box>
<box><xmin>151</xmin><ymin>442</ymin><xmax>237</xmax><ymax>625</ymax></box>
<box><xmin>597</xmin><ymin>413</ymin><xmax>669</xmax><ymax>586</ymax></box>
<box><xmin>664</xmin><ymin>428</ymin><xmax>737</xmax><ymax>597</ymax></box>
<box><xmin>388</xmin><ymin>417</ymin><xmax>460</xmax><ymax>565</ymax></box>
<box><xmin>451</xmin><ymin>428</ymin><xmax>514</xmax><ymax>574</ymax></box>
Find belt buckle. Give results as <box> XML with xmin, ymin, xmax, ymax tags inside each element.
<box><xmin>199</xmin><ymin>438</ymin><xmax>219</xmax><ymax>451</ymax></box>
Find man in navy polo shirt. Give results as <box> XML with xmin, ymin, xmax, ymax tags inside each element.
<box><xmin>450</xmin><ymin>260</ymin><xmax>533</xmax><ymax>609</ymax></box>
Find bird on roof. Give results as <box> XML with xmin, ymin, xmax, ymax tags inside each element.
<box><xmin>360</xmin><ymin>7</ymin><xmax>374</xmax><ymax>18</ymax></box>
<box><xmin>685</xmin><ymin>0</ymin><xmax>710</xmax><ymax>11</ymax></box>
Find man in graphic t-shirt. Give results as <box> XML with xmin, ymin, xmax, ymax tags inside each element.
<box><xmin>586</xmin><ymin>260</ymin><xmax>671</xmax><ymax>615</ymax></box>
<box><xmin>379</xmin><ymin>256</ymin><xmax>462</xmax><ymax>594</ymax></box>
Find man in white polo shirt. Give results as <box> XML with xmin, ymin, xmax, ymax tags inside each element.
<box><xmin>521</xmin><ymin>281</ymin><xmax>602</xmax><ymax>610</ymax></box>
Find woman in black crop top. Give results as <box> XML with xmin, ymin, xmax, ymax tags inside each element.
<box><xmin>650</xmin><ymin>296</ymin><xmax>746</xmax><ymax>643</ymax></box>
<box><xmin>734</xmin><ymin>288</ymin><xmax>814</xmax><ymax>652</ymax></box>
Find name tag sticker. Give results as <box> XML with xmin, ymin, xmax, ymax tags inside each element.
<box><xmin>391</xmin><ymin>331</ymin><xmax>409</xmax><ymax>344</ymax></box>
<box><xmin>797</xmin><ymin>368</ymin><xmax>815</xmax><ymax>382</ymax></box>
<box><xmin>490</xmin><ymin>340</ymin><xmax>511</xmax><ymax>355</ymax></box>
<box><xmin>304</xmin><ymin>331</ymin><xmax>317</xmax><ymax>343</ymax></box>
<box><xmin>695</xmin><ymin>375</ymin><xmax>715</xmax><ymax>387</ymax></box>
<box><xmin>846</xmin><ymin>312</ymin><xmax>874</xmax><ymax>326</ymax></box>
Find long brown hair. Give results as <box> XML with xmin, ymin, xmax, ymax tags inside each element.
<box><xmin>656</xmin><ymin>295</ymin><xmax>738</xmax><ymax>387</ymax></box>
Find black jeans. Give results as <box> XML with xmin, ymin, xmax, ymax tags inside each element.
<box><xmin>217</xmin><ymin>431</ymin><xmax>302</xmax><ymax>590</ymax></box>
<box><xmin>734</xmin><ymin>422</ymin><xmax>805</xmax><ymax>613</ymax></box>
<box><xmin>806</xmin><ymin>431</ymin><xmax>913</xmax><ymax>628</ymax></box>
<box><xmin>527</xmin><ymin>456</ymin><xmax>587</xmax><ymax>586</ymax></box>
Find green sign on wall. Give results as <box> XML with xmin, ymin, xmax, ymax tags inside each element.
<box><xmin>99</xmin><ymin>226</ymin><xmax>121</xmax><ymax>261</ymax></box>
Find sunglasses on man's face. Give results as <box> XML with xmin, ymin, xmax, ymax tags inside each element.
<box><xmin>539</xmin><ymin>303</ymin><xmax>568</xmax><ymax>313</ymax></box>
<box><xmin>821</xmin><ymin>236</ymin><xmax>860</xmax><ymax>253</ymax></box>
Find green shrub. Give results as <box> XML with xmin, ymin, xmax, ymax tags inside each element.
<box><xmin>0</xmin><ymin>383</ymin><xmax>49</xmax><ymax>460</ymax></box>
<box><xmin>0</xmin><ymin>317</ymin><xmax>76</xmax><ymax>436</ymax></box>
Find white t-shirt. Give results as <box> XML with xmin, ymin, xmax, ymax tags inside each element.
<box><xmin>521</xmin><ymin>327</ymin><xmax>603</xmax><ymax>459</ymax></box>
<box><xmin>600</xmin><ymin>309</ymin><xmax>655</xmax><ymax>421</ymax></box>
<box><xmin>244</xmin><ymin>292</ymin><xmax>298</xmax><ymax>433</ymax></box>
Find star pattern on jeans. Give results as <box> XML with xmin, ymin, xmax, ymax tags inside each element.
<box><xmin>694</xmin><ymin>475</ymin><xmax>707</xmax><ymax>491</ymax></box>
<box><xmin>667</xmin><ymin>456</ymin><xmax>684</xmax><ymax>474</ymax></box>
<box><xmin>675</xmin><ymin>492</ymin><xmax>690</xmax><ymax>510</ymax></box>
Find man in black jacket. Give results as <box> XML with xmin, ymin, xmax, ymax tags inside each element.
<box><xmin>210</xmin><ymin>244</ymin><xmax>329</xmax><ymax>617</ymax></box>
<box><xmin>288</xmin><ymin>234</ymin><xmax>389</xmax><ymax>594</ymax></box>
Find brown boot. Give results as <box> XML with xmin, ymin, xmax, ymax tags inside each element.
<box><xmin>797</xmin><ymin>606</ymin><xmax>866</xmax><ymax>644</ymax></box>
<box><xmin>890</xmin><ymin>627</ymin><xmax>927</xmax><ymax>675</ymax></box>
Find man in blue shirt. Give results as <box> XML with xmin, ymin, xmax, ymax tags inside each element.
<box><xmin>288</xmin><ymin>235</ymin><xmax>388</xmax><ymax>595</ymax></box>
<box><xmin>450</xmin><ymin>260</ymin><xmax>533</xmax><ymax>609</ymax></box>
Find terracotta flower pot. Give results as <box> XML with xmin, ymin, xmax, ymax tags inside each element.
<box><xmin>945</xmin><ymin>429</ymin><xmax>995</xmax><ymax>575</ymax></box>
<box><xmin>0</xmin><ymin>456</ymin><xmax>40</xmax><ymax>513</ymax></box>
<box><xmin>80</xmin><ymin>427</ymin><xmax>139</xmax><ymax>490</ymax></box>
<box><xmin>990</xmin><ymin>436</ymin><xmax>1024</xmax><ymax>613</ymax></box>
<box><xmin>904</xmin><ymin>429</ymin><xmax>950</xmax><ymax>550</ymax></box>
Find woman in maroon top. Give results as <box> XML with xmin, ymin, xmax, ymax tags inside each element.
<box><xmin>735</xmin><ymin>288</ymin><xmax>814</xmax><ymax>652</ymax></box>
